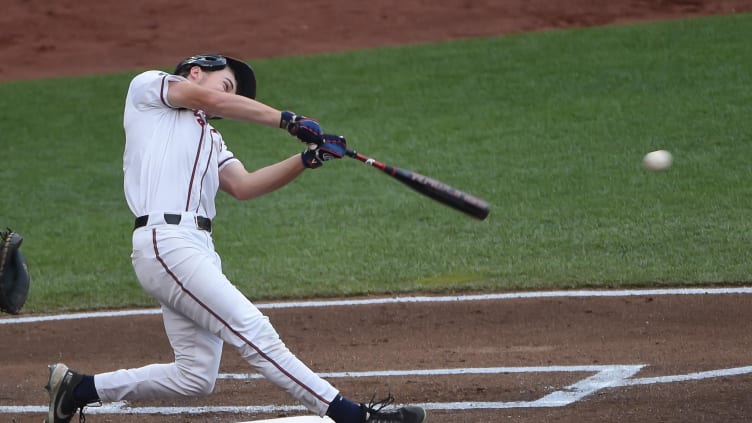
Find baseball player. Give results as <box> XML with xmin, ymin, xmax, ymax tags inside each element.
<box><xmin>43</xmin><ymin>54</ymin><xmax>427</xmax><ymax>423</ymax></box>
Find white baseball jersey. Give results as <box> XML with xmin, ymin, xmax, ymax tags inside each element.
<box><xmin>122</xmin><ymin>70</ymin><xmax>239</xmax><ymax>218</ymax></box>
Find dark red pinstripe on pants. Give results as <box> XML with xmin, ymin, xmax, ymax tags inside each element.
<box><xmin>150</xmin><ymin>228</ymin><xmax>330</xmax><ymax>405</ymax></box>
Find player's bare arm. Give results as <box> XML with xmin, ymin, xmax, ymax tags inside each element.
<box><xmin>167</xmin><ymin>76</ymin><xmax>282</xmax><ymax>126</ymax></box>
<box><xmin>219</xmin><ymin>156</ymin><xmax>304</xmax><ymax>201</ymax></box>
<box><xmin>219</xmin><ymin>135</ymin><xmax>348</xmax><ymax>201</ymax></box>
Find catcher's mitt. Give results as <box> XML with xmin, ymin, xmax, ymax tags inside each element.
<box><xmin>0</xmin><ymin>228</ymin><xmax>30</xmax><ymax>314</ymax></box>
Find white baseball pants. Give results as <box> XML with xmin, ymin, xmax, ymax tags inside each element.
<box><xmin>94</xmin><ymin>221</ymin><xmax>339</xmax><ymax>416</ymax></box>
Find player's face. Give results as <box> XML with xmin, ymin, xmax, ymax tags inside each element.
<box><xmin>196</xmin><ymin>68</ymin><xmax>238</xmax><ymax>95</ymax></box>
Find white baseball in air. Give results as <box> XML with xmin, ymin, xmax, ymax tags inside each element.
<box><xmin>642</xmin><ymin>150</ymin><xmax>673</xmax><ymax>172</ymax></box>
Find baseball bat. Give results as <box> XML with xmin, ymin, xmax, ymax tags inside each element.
<box><xmin>345</xmin><ymin>149</ymin><xmax>491</xmax><ymax>220</ymax></box>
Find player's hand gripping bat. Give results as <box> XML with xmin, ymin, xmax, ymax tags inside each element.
<box><xmin>345</xmin><ymin>149</ymin><xmax>490</xmax><ymax>220</ymax></box>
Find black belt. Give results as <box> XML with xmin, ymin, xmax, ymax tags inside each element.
<box><xmin>134</xmin><ymin>214</ymin><xmax>212</xmax><ymax>232</ymax></box>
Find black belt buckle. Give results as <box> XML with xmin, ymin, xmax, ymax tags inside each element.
<box><xmin>164</xmin><ymin>214</ymin><xmax>181</xmax><ymax>224</ymax></box>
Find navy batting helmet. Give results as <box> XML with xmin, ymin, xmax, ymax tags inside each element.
<box><xmin>174</xmin><ymin>54</ymin><xmax>257</xmax><ymax>99</ymax></box>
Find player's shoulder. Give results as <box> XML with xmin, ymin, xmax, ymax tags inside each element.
<box><xmin>130</xmin><ymin>70</ymin><xmax>181</xmax><ymax>86</ymax></box>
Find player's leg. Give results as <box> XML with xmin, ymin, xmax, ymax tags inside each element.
<box><xmin>156</xmin><ymin>245</ymin><xmax>339</xmax><ymax>414</ymax></box>
<box><xmin>94</xmin><ymin>304</ymin><xmax>223</xmax><ymax>400</ymax></box>
<box><xmin>65</xmin><ymin>227</ymin><xmax>425</xmax><ymax>422</ymax></box>
<box><xmin>44</xmin><ymin>307</ymin><xmax>224</xmax><ymax>423</ymax></box>
<box><xmin>130</xmin><ymin>226</ymin><xmax>339</xmax><ymax>414</ymax></box>
<box><xmin>46</xmin><ymin>229</ymin><xmax>226</xmax><ymax>423</ymax></box>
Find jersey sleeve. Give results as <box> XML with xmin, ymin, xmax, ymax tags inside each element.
<box><xmin>213</xmin><ymin>129</ymin><xmax>241</xmax><ymax>172</ymax></box>
<box><xmin>127</xmin><ymin>70</ymin><xmax>186</xmax><ymax>111</ymax></box>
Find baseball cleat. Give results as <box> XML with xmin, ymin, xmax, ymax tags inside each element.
<box><xmin>364</xmin><ymin>405</ymin><xmax>427</xmax><ymax>423</ymax></box>
<box><xmin>44</xmin><ymin>363</ymin><xmax>84</xmax><ymax>423</ymax></box>
<box><xmin>361</xmin><ymin>395</ymin><xmax>427</xmax><ymax>423</ymax></box>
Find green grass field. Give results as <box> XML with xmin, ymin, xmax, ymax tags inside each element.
<box><xmin>1</xmin><ymin>14</ymin><xmax>751</xmax><ymax>312</ymax></box>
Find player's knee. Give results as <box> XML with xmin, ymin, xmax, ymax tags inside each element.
<box><xmin>193</xmin><ymin>378</ymin><xmax>216</xmax><ymax>396</ymax></box>
<box><xmin>176</xmin><ymin>366</ymin><xmax>217</xmax><ymax>396</ymax></box>
<box><xmin>183</xmin><ymin>374</ymin><xmax>216</xmax><ymax>396</ymax></box>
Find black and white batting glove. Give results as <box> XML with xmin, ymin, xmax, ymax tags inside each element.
<box><xmin>301</xmin><ymin>134</ymin><xmax>347</xmax><ymax>169</ymax></box>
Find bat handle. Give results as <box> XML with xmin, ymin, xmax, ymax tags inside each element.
<box><xmin>345</xmin><ymin>149</ymin><xmax>370</xmax><ymax>164</ymax></box>
<box><xmin>345</xmin><ymin>149</ymin><xmax>385</xmax><ymax>170</ymax></box>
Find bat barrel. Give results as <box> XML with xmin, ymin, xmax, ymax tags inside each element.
<box><xmin>345</xmin><ymin>148</ymin><xmax>490</xmax><ymax>220</ymax></box>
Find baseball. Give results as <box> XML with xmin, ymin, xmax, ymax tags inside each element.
<box><xmin>642</xmin><ymin>150</ymin><xmax>672</xmax><ymax>172</ymax></box>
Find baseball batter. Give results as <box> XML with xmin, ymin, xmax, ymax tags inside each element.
<box><xmin>43</xmin><ymin>54</ymin><xmax>427</xmax><ymax>423</ymax></box>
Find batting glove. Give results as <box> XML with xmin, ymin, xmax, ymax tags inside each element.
<box><xmin>280</xmin><ymin>111</ymin><xmax>324</xmax><ymax>146</ymax></box>
<box><xmin>301</xmin><ymin>134</ymin><xmax>347</xmax><ymax>169</ymax></box>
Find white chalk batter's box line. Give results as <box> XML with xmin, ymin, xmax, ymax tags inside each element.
<box><xmin>2</xmin><ymin>286</ymin><xmax>752</xmax><ymax>325</ymax></box>
<box><xmin>5</xmin><ymin>364</ymin><xmax>752</xmax><ymax>415</ymax></box>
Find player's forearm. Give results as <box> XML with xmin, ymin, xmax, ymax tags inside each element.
<box><xmin>229</xmin><ymin>155</ymin><xmax>305</xmax><ymax>200</ymax></box>
<box><xmin>169</xmin><ymin>81</ymin><xmax>283</xmax><ymax>128</ymax></box>
<box><xmin>203</xmin><ymin>92</ymin><xmax>282</xmax><ymax>127</ymax></box>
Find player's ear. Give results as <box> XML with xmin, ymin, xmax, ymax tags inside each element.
<box><xmin>188</xmin><ymin>66</ymin><xmax>202</xmax><ymax>81</ymax></box>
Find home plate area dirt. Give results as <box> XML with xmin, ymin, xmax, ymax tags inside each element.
<box><xmin>3</xmin><ymin>0</ymin><xmax>752</xmax><ymax>422</ymax></box>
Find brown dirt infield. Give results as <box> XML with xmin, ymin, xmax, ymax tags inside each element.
<box><xmin>1</xmin><ymin>0</ymin><xmax>751</xmax><ymax>82</ymax></box>
<box><xmin>4</xmin><ymin>292</ymin><xmax>752</xmax><ymax>422</ymax></box>
<box><xmin>2</xmin><ymin>1</ymin><xmax>752</xmax><ymax>422</ymax></box>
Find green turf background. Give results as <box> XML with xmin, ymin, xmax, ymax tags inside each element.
<box><xmin>1</xmin><ymin>14</ymin><xmax>750</xmax><ymax>312</ymax></box>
